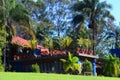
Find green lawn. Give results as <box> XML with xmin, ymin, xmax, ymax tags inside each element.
<box><xmin>0</xmin><ymin>72</ymin><xmax>119</xmax><ymax>80</ymax></box>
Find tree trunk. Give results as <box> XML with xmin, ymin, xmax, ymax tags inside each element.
<box><xmin>92</xmin><ymin>19</ymin><xmax>96</xmax><ymax>55</ymax></box>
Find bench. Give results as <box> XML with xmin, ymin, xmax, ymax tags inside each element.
<box><xmin>84</xmin><ymin>72</ymin><xmax>93</xmax><ymax>75</ymax></box>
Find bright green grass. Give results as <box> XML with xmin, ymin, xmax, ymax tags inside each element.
<box><xmin>0</xmin><ymin>72</ymin><xmax>119</xmax><ymax>80</ymax></box>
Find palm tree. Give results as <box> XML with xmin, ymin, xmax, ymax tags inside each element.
<box><xmin>0</xmin><ymin>0</ymin><xmax>35</xmax><ymax>40</ymax></box>
<box><xmin>43</xmin><ymin>37</ymin><xmax>53</xmax><ymax>50</ymax></box>
<box><xmin>0</xmin><ymin>0</ymin><xmax>36</xmax><ymax>71</ymax></box>
<box><xmin>103</xmin><ymin>55</ymin><xmax>120</xmax><ymax>77</ymax></box>
<box><xmin>60</xmin><ymin>36</ymin><xmax>73</xmax><ymax>50</ymax></box>
<box><xmin>60</xmin><ymin>52</ymin><xmax>80</xmax><ymax>74</ymax></box>
<box><xmin>72</xmin><ymin>0</ymin><xmax>114</xmax><ymax>53</ymax></box>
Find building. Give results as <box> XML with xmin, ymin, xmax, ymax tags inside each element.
<box><xmin>7</xmin><ymin>37</ymin><xmax>98</xmax><ymax>75</ymax></box>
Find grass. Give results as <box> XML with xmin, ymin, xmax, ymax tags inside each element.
<box><xmin>0</xmin><ymin>72</ymin><xmax>120</xmax><ymax>80</ymax></box>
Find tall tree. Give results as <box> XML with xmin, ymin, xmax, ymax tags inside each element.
<box><xmin>95</xmin><ymin>20</ymin><xmax>115</xmax><ymax>56</ymax></box>
<box><xmin>21</xmin><ymin>0</ymin><xmax>54</xmax><ymax>41</ymax></box>
<box><xmin>96</xmin><ymin>21</ymin><xmax>120</xmax><ymax>56</ymax></box>
<box><xmin>45</xmin><ymin>0</ymin><xmax>73</xmax><ymax>37</ymax></box>
<box><xmin>0</xmin><ymin>0</ymin><xmax>36</xmax><ymax>71</ymax></box>
<box><xmin>0</xmin><ymin>0</ymin><xmax>35</xmax><ymax>40</ymax></box>
<box><xmin>72</xmin><ymin>0</ymin><xmax>114</xmax><ymax>53</ymax></box>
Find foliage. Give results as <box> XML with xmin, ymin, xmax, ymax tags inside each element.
<box><xmin>118</xmin><ymin>58</ymin><xmax>120</xmax><ymax>76</ymax></box>
<box><xmin>28</xmin><ymin>40</ymin><xmax>37</xmax><ymax>50</ymax></box>
<box><xmin>72</xmin><ymin>0</ymin><xmax>114</xmax><ymax>32</ymax></box>
<box><xmin>0</xmin><ymin>0</ymin><xmax>34</xmax><ymax>40</ymax></box>
<box><xmin>114</xmin><ymin>25</ymin><xmax>120</xmax><ymax>48</ymax></box>
<box><xmin>72</xmin><ymin>0</ymin><xmax>115</xmax><ymax>55</ymax></box>
<box><xmin>82</xmin><ymin>59</ymin><xmax>93</xmax><ymax>73</ymax></box>
<box><xmin>0</xmin><ymin>25</ymin><xmax>7</xmax><ymax>48</ymax></box>
<box><xmin>43</xmin><ymin>37</ymin><xmax>53</xmax><ymax>50</ymax></box>
<box><xmin>21</xmin><ymin>26</ymin><xmax>36</xmax><ymax>40</ymax></box>
<box><xmin>77</xmin><ymin>38</ymin><xmax>91</xmax><ymax>49</ymax></box>
<box><xmin>45</xmin><ymin>0</ymin><xmax>72</xmax><ymax>37</ymax></box>
<box><xmin>36</xmin><ymin>23</ymin><xmax>54</xmax><ymax>43</ymax></box>
<box><xmin>0</xmin><ymin>25</ymin><xmax>7</xmax><ymax>72</ymax></box>
<box><xmin>0</xmin><ymin>56</ymin><xmax>4</xmax><ymax>72</ymax></box>
<box><xmin>67</xmin><ymin>25</ymin><xmax>92</xmax><ymax>51</ymax></box>
<box><xmin>95</xmin><ymin>29</ymin><xmax>115</xmax><ymax>55</ymax></box>
<box><xmin>103</xmin><ymin>55</ymin><xmax>120</xmax><ymax>77</ymax></box>
<box><xmin>32</xmin><ymin>63</ymin><xmax>40</xmax><ymax>73</ymax></box>
<box><xmin>8</xmin><ymin>0</ymin><xmax>32</xmax><ymax>26</ymax></box>
<box><xmin>60</xmin><ymin>36</ymin><xmax>72</xmax><ymax>50</ymax></box>
<box><xmin>22</xmin><ymin>0</ymin><xmax>46</xmax><ymax>22</ymax></box>
<box><xmin>60</xmin><ymin>52</ymin><xmax>80</xmax><ymax>74</ymax></box>
<box><xmin>42</xmin><ymin>36</ymin><xmax>73</xmax><ymax>51</ymax></box>
<box><xmin>96</xmin><ymin>21</ymin><xmax>120</xmax><ymax>55</ymax></box>
<box><xmin>0</xmin><ymin>43</ymin><xmax>4</xmax><ymax>72</ymax></box>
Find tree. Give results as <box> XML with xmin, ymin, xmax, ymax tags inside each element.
<box><xmin>96</xmin><ymin>21</ymin><xmax>120</xmax><ymax>56</ymax></box>
<box><xmin>0</xmin><ymin>25</ymin><xmax>7</xmax><ymax>72</ymax></box>
<box><xmin>103</xmin><ymin>55</ymin><xmax>120</xmax><ymax>77</ymax></box>
<box><xmin>36</xmin><ymin>22</ymin><xmax>54</xmax><ymax>44</ymax></box>
<box><xmin>60</xmin><ymin>52</ymin><xmax>80</xmax><ymax>74</ymax></box>
<box><xmin>0</xmin><ymin>0</ymin><xmax>35</xmax><ymax>40</ymax></box>
<box><xmin>21</xmin><ymin>0</ymin><xmax>46</xmax><ymax>23</ymax></box>
<box><xmin>72</xmin><ymin>0</ymin><xmax>114</xmax><ymax>53</ymax></box>
<box><xmin>95</xmin><ymin>23</ymin><xmax>116</xmax><ymax>56</ymax></box>
<box><xmin>114</xmin><ymin>27</ymin><xmax>120</xmax><ymax>48</ymax></box>
<box><xmin>21</xmin><ymin>0</ymin><xmax>55</xmax><ymax>40</ymax></box>
<box><xmin>45</xmin><ymin>0</ymin><xmax>72</xmax><ymax>37</ymax></box>
<box><xmin>0</xmin><ymin>0</ymin><xmax>36</xmax><ymax>71</ymax></box>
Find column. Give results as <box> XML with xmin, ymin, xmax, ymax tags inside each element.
<box><xmin>92</xmin><ymin>59</ymin><xmax>97</xmax><ymax>76</ymax></box>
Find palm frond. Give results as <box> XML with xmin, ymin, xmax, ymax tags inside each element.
<box><xmin>21</xmin><ymin>26</ymin><xmax>36</xmax><ymax>40</ymax></box>
<box><xmin>60</xmin><ymin>59</ymin><xmax>66</xmax><ymax>63</ymax></box>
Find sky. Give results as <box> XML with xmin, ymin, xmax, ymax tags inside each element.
<box><xmin>103</xmin><ymin>0</ymin><xmax>120</xmax><ymax>26</ymax></box>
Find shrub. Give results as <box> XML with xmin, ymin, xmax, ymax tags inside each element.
<box><xmin>0</xmin><ymin>56</ymin><xmax>4</xmax><ymax>72</ymax></box>
<box><xmin>103</xmin><ymin>55</ymin><xmax>120</xmax><ymax>77</ymax></box>
<box><xmin>32</xmin><ymin>63</ymin><xmax>40</xmax><ymax>73</ymax></box>
<box><xmin>0</xmin><ymin>64</ymin><xmax>4</xmax><ymax>72</ymax></box>
<box><xmin>60</xmin><ymin>52</ymin><xmax>80</xmax><ymax>74</ymax></box>
<box><xmin>82</xmin><ymin>59</ymin><xmax>93</xmax><ymax>73</ymax></box>
<box><xmin>119</xmin><ymin>60</ymin><xmax>120</xmax><ymax>77</ymax></box>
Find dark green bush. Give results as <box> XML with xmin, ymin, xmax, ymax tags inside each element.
<box><xmin>103</xmin><ymin>55</ymin><xmax>120</xmax><ymax>77</ymax></box>
<box><xmin>82</xmin><ymin>59</ymin><xmax>93</xmax><ymax>73</ymax></box>
<box><xmin>0</xmin><ymin>56</ymin><xmax>4</xmax><ymax>72</ymax></box>
<box><xmin>0</xmin><ymin>64</ymin><xmax>4</xmax><ymax>72</ymax></box>
<box><xmin>32</xmin><ymin>63</ymin><xmax>40</xmax><ymax>73</ymax></box>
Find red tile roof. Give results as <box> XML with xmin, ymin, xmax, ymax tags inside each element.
<box><xmin>37</xmin><ymin>45</ymin><xmax>49</xmax><ymax>54</ymax></box>
<box><xmin>37</xmin><ymin>45</ymin><xmax>45</xmax><ymax>49</ymax></box>
<box><xmin>11</xmin><ymin>37</ymin><xmax>97</xmax><ymax>58</ymax></box>
<box><xmin>41</xmin><ymin>50</ymin><xmax>67</xmax><ymax>56</ymax></box>
<box><xmin>11</xmin><ymin>37</ymin><xmax>31</xmax><ymax>48</ymax></box>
